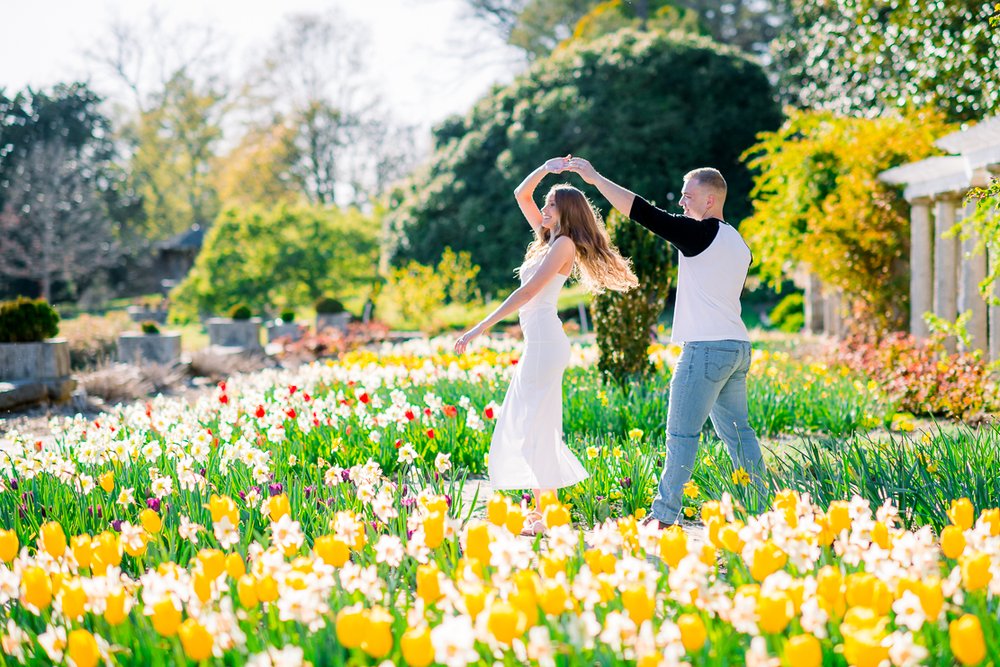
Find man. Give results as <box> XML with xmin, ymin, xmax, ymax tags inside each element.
<box><xmin>565</xmin><ymin>156</ymin><xmax>764</xmax><ymax>527</ymax></box>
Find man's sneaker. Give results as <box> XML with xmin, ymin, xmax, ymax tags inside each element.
<box><xmin>641</xmin><ymin>514</ymin><xmax>679</xmax><ymax>530</ymax></box>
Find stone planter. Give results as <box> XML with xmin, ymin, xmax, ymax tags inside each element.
<box><xmin>0</xmin><ymin>339</ymin><xmax>75</xmax><ymax>410</ymax></box>
<box><xmin>117</xmin><ymin>332</ymin><xmax>182</xmax><ymax>365</ymax></box>
<box><xmin>126</xmin><ymin>305</ymin><xmax>169</xmax><ymax>324</ymax></box>
<box><xmin>206</xmin><ymin>317</ymin><xmax>263</xmax><ymax>351</ymax></box>
<box><xmin>316</xmin><ymin>312</ymin><xmax>351</xmax><ymax>333</ymax></box>
<box><xmin>266</xmin><ymin>321</ymin><xmax>304</xmax><ymax>343</ymax></box>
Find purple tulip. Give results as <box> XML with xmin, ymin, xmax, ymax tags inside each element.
<box><xmin>402</xmin><ymin>497</ymin><xmax>417</xmax><ymax>508</ymax></box>
<box><xmin>444</xmin><ymin>494</ymin><xmax>452</xmax><ymax>508</ymax></box>
<box><xmin>304</xmin><ymin>485</ymin><xmax>314</xmax><ymax>499</ymax></box>
<box><xmin>268</xmin><ymin>483</ymin><xmax>283</xmax><ymax>497</ymax></box>
<box><xmin>340</xmin><ymin>469</ymin><xmax>351</xmax><ymax>483</ymax></box>
<box><xmin>111</xmin><ymin>519</ymin><xmax>122</xmax><ymax>531</ymax></box>
<box><xmin>146</xmin><ymin>497</ymin><xmax>161</xmax><ymax>512</ymax></box>
<box><xmin>9</xmin><ymin>479</ymin><xmax>17</xmax><ymax>491</ymax></box>
<box><xmin>238</xmin><ymin>490</ymin><xmax>246</xmax><ymax>501</ymax></box>
<box><xmin>621</xmin><ymin>477</ymin><xmax>633</xmax><ymax>489</ymax></box>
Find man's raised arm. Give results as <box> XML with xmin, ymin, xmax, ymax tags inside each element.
<box><xmin>565</xmin><ymin>157</ymin><xmax>636</xmax><ymax>216</ymax></box>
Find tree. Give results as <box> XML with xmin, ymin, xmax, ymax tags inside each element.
<box><xmin>247</xmin><ymin>10</ymin><xmax>418</xmax><ymax>208</ymax></box>
<box><xmin>384</xmin><ymin>27</ymin><xmax>782</xmax><ymax>293</ymax></box>
<box><xmin>0</xmin><ymin>141</ymin><xmax>119</xmax><ymax>302</ymax></box>
<box><xmin>169</xmin><ymin>204</ymin><xmax>379</xmax><ymax>322</ymax></box>
<box><xmin>464</xmin><ymin>0</ymin><xmax>785</xmax><ymax>58</ymax></box>
<box><xmin>740</xmin><ymin>109</ymin><xmax>953</xmax><ymax>334</ymax></box>
<box><xmin>592</xmin><ymin>209</ymin><xmax>672</xmax><ymax>386</ymax></box>
<box><xmin>773</xmin><ymin>0</ymin><xmax>1000</xmax><ymax>122</ymax></box>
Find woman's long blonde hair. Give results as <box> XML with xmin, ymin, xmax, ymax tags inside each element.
<box><xmin>519</xmin><ymin>185</ymin><xmax>638</xmax><ymax>294</ymax></box>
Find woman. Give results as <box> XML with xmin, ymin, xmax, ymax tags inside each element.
<box><xmin>454</xmin><ymin>156</ymin><xmax>638</xmax><ymax>535</ymax></box>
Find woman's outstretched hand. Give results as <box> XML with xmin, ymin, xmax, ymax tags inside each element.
<box><xmin>544</xmin><ymin>155</ymin><xmax>572</xmax><ymax>173</ymax></box>
<box><xmin>565</xmin><ymin>157</ymin><xmax>598</xmax><ymax>184</ymax></box>
<box><xmin>454</xmin><ymin>325</ymin><xmax>484</xmax><ymax>355</ymax></box>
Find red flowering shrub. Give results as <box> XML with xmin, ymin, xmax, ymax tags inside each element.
<box><xmin>275</xmin><ymin>321</ymin><xmax>391</xmax><ymax>363</ymax></box>
<box><xmin>836</xmin><ymin>332</ymin><xmax>997</xmax><ymax>421</ymax></box>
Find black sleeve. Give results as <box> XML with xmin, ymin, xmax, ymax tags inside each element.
<box><xmin>628</xmin><ymin>195</ymin><xmax>720</xmax><ymax>257</ymax></box>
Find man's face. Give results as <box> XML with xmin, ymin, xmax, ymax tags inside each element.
<box><xmin>679</xmin><ymin>180</ymin><xmax>713</xmax><ymax>220</ymax></box>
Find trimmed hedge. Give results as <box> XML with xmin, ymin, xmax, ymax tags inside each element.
<box><xmin>0</xmin><ymin>297</ymin><xmax>60</xmax><ymax>343</ymax></box>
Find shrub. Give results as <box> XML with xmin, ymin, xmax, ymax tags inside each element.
<box><xmin>835</xmin><ymin>332</ymin><xmax>997</xmax><ymax>421</ymax></box>
<box><xmin>315</xmin><ymin>297</ymin><xmax>345</xmax><ymax>314</ymax></box>
<box><xmin>592</xmin><ymin>210</ymin><xmax>672</xmax><ymax>387</ymax></box>
<box><xmin>279</xmin><ymin>309</ymin><xmax>296</xmax><ymax>323</ymax></box>
<box><xmin>0</xmin><ymin>297</ymin><xmax>60</xmax><ymax>343</ymax></box>
<box><xmin>229</xmin><ymin>304</ymin><xmax>252</xmax><ymax>320</ymax></box>
<box><xmin>140</xmin><ymin>320</ymin><xmax>161</xmax><ymax>335</ymax></box>
<box><xmin>769</xmin><ymin>293</ymin><xmax>805</xmax><ymax>333</ymax></box>
<box><xmin>60</xmin><ymin>311</ymin><xmax>132</xmax><ymax>370</ymax></box>
<box><xmin>376</xmin><ymin>248</ymin><xmax>482</xmax><ymax>333</ymax></box>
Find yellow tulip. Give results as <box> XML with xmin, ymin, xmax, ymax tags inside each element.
<box><xmin>748</xmin><ymin>541</ymin><xmax>787</xmax><ymax>581</ymax></box>
<box><xmin>961</xmin><ymin>551</ymin><xmax>992</xmax><ymax>592</ymax></box>
<box><xmin>400</xmin><ymin>626</ymin><xmax>434</xmax><ymax>667</ymax></box>
<box><xmin>538</xmin><ymin>490</ymin><xmax>559</xmax><ymax>513</ymax></box>
<box><xmin>67</xmin><ymin>629</ymin><xmax>100</xmax><ymax>667</ymax></box>
<box><xmin>314</xmin><ymin>535</ymin><xmax>351</xmax><ymax>567</ymax></box>
<box><xmin>461</xmin><ymin>582</ymin><xmax>487</xmax><ymax>618</ymax></box>
<box><xmin>361</xmin><ymin>606</ymin><xmax>394</xmax><ymax>659</ymax></box>
<box><xmin>40</xmin><ymin>521</ymin><xmax>67</xmax><ymax>559</ymax></box>
<box><xmin>139</xmin><ymin>509</ymin><xmax>162</xmax><ymax>534</ymax></box>
<box><xmin>237</xmin><ymin>575</ymin><xmax>258</xmax><ymax>608</ymax></box>
<box><xmin>917</xmin><ymin>577</ymin><xmax>943</xmax><ymax>621</ymax></box>
<box><xmin>543</xmin><ymin>503</ymin><xmax>571</xmax><ymax>528</ymax></box>
<box><xmin>845</xmin><ymin>572</ymin><xmax>892</xmax><ymax>615</ymax></box>
<box><xmin>179</xmin><ymin>618</ymin><xmax>214</xmax><ymax>661</ymax></box>
<box><xmin>677</xmin><ymin>613</ymin><xmax>707</xmax><ymax>653</ymax></box>
<box><xmin>950</xmin><ymin>614</ymin><xmax>986</xmax><ymax>666</ymax></box>
<box><xmin>700</xmin><ymin>500</ymin><xmax>723</xmax><ymax>524</ymax></box>
<box><xmin>487</xmin><ymin>494</ymin><xmax>508</xmax><ymax>526</ymax></box>
<box><xmin>21</xmin><ymin>565</ymin><xmax>52</xmax><ymax>611</ymax></box>
<box><xmin>941</xmin><ymin>525</ymin><xmax>967</xmax><ymax>559</ymax></box>
<box><xmin>99</xmin><ymin>471</ymin><xmax>114</xmax><ymax>493</ymax></box>
<box><xmin>424</xmin><ymin>512</ymin><xmax>445</xmax><ymax>549</ymax></box>
<box><xmin>827</xmin><ymin>500</ymin><xmax>851</xmax><ymax>535</ymax></box>
<box><xmin>60</xmin><ymin>578</ymin><xmax>87</xmax><ymax>620</ymax></box>
<box><xmin>719</xmin><ymin>522</ymin><xmax>745</xmax><ymax>553</ymax></box>
<box><xmin>979</xmin><ymin>508</ymin><xmax>1000</xmax><ymax>536</ymax></box>
<box><xmin>757</xmin><ymin>591</ymin><xmax>793</xmax><ymax>634</ymax></box>
<box><xmin>70</xmin><ymin>534</ymin><xmax>92</xmax><ymax>568</ymax></box>
<box><xmin>488</xmin><ymin>600</ymin><xmax>525</xmax><ymax>645</ymax></box>
<box><xmin>151</xmin><ymin>598</ymin><xmax>182</xmax><ymax>637</ymax></box>
<box><xmin>465</xmin><ymin>520</ymin><xmax>492</xmax><ymax>563</ymax></box>
<box><xmin>783</xmin><ymin>634</ymin><xmax>822</xmax><ymax>667</ymax></box>
<box><xmin>91</xmin><ymin>532</ymin><xmax>122</xmax><ymax>573</ymax></box>
<box><xmin>621</xmin><ymin>585</ymin><xmax>655</xmax><ymax>625</ymax></box>
<box><xmin>0</xmin><ymin>529</ymin><xmax>18</xmax><ymax>562</ymax></box>
<box><xmin>870</xmin><ymin>521</ymin><xmax>890</xmax><ymax>549</ymax></box>
<box><xmin>658</xmin><ymin>525</ymin><xmax>688</xmax><ymax>567</ymax></box>
<box><xmin>816</xmin><ymin>566</ymin><xmax>846</xmax><ymax>619</ymax></box>
<box><xmin>538</xmin><ymin>580</ymin><xmax>569</xmax><ymax>616</ymax></box>
<box><xmin>197</xmin><ymin>548</ymin><xmax>226</xmax><ymax>580</ymax></box>
<box><xmin>540</xmin><ymin>554</ymin><xmax>567</xmax><ymax>578</ymax></box>
<box><xmin>256</xmin><ymin>574</ymin><xmax>279</xmax><ymax>603</ymax></box>
<box><xmin>208</xmin><ymin>494</ymin><xmax>239</xmax><ymax>525</ymax></box>
<box><xmin>948</xmin><ymin>498</ymin><xmax>975</xmax><ymax>531</ymax></box>
<box><xmin>193</xmin><ymin>568</ymin><xmax>213</xmax><ymax>604</ymax></box>
<box><xmin>266</xmin><ymin>494</ymin><xmax>291</xmax><ymax>522</ymax></box>
<box><xmin>336</xmin><ymin>607</ymin><xmax>368</xmax><ymax>649</ymax></box>
<box><xmin>104</xmin><ymin>587</ymin><xmax>129</xmax><ymax>625</ymax></box>
<box><xmin>504</xmin><ymin>506</ymin><xmax>525</xmax><ymax>535</ymax></box>
<box><xmin>225</xmin><ymin>552</ymin><xmax>246</xmax><ymax>579</ymax></box>
<box><xmin>416</xmin><ymin>564</ymin><xmax>442</xmax><ymax>604</ymax></box>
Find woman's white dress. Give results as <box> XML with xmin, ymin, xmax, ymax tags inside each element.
<box><xmin>488</xmin><ymin>252</ymin><xmax>590</xmax><ymax>490</ymax></box>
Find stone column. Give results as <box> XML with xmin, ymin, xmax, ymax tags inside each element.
<box><xmin>958</xmin><ymin>200</ymin><xmax>988</xmax><ymax>353</ymax></box>
<box><xmin>990</xmin><ymin>242</ymin><xmax>1000</xmax><ymax>362</ymax></box>
<box><xmin>823</xmin><ymin>289</ymin><xmax>844</xmax><ymax>339</ymax></box>
<box><xmin>933</xmin><ymin>196</ymin><xmax>960</xmax><ymax>352</ymax></box>
<box><xmin>803</xmin><ymin>273</ymin><xmax>824</xmax><ymax>334</ymax></box>
<box><xmin>909</xmin><ymin>198</ymin><xmax>933</xmax><ymax>339</ymax></box>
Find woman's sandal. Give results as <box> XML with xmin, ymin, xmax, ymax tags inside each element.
<box><xmin>520</xmin><ymin>511</ymin><xmax>546</xmax><ymax>537</ymax></box>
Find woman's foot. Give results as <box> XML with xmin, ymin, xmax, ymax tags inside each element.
<box><xmin>520</xmin><ymin>510</ymin><xmax>545</xmax><ymax>537</ymax></box>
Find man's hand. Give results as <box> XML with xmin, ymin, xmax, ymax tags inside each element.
<box><xmin>565</xmin><ymin>157</ymin><xmax>599</xmax><ymax>184</ymax></box>
<box><xmin>544</xmin><ymin>155</ymin><xmax>572</xmax><ymax>173</ymax></box>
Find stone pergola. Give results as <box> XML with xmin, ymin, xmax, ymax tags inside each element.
<box><xmin>879</xmin><ymin>116</ymin><xmax>1000</xmax><ymax>357</ymax></box>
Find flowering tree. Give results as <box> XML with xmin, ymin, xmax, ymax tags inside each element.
<box><xmin>741</xmin><ymin>109</ymin><xmax>953</xmax><ymax>334</ymax></box>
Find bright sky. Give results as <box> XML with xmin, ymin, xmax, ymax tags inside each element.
<box><xmin>0</xmin><ymin>0</ymin><xmax>522</xmax><ymax>135</ymax></box>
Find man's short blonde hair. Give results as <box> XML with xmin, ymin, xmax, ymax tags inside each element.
<box><xmin>684</xmin><ymin>168</ymin><xmax>727</xmax><ymax>196</ymax></box>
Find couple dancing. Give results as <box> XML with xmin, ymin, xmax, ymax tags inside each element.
<box><xmin>453</xmin><ymin>156</ymin><xmax>764</xmax><ymax>536</ymax></box>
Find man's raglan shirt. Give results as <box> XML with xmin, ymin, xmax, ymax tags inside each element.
<box><xmin>628</xmin><ymin>195</ymin><xmax>751</xmax><ymax>344</ymax></box>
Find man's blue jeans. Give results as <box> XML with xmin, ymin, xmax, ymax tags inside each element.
<box><xmin>649</xmin><ymin>339</ymin><xmax>764</xmax><ymax>524</ymax></box>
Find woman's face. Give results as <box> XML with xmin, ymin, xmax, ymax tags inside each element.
<box><xmin>540</xmin><ymin>194</ymin><xmax>560</xmax><ymax>230</ymax></box>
